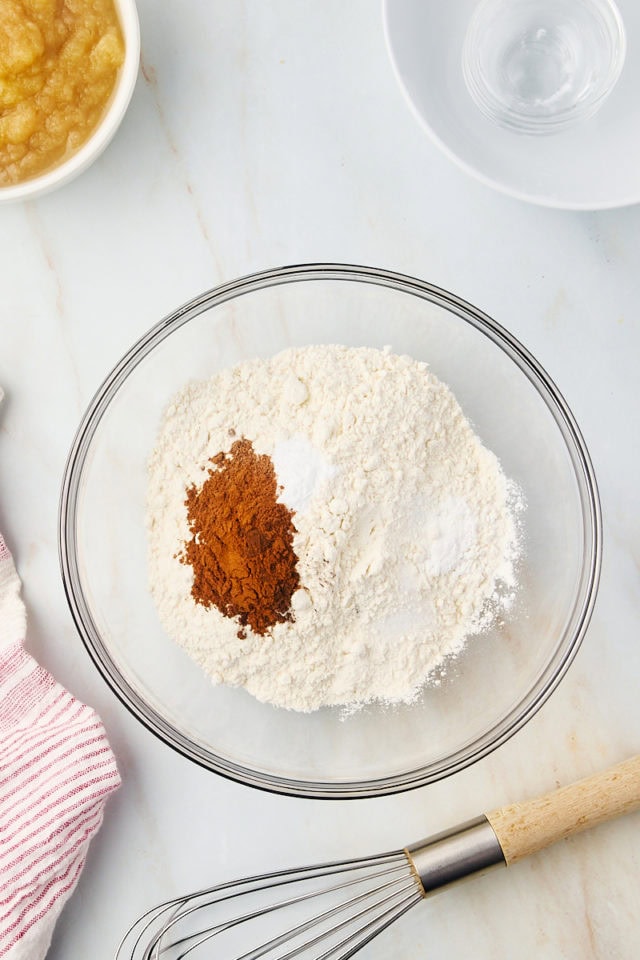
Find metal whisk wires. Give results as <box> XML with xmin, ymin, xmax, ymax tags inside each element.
<box><xmin>116</xmin><ymin>851</ymin><xmax>423</xmax><ymax>960</ymax></box>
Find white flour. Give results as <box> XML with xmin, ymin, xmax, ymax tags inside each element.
<box><xmin>146</xmin><ymin>345</ymin><xmax>521</xmax><ymax>712</ymax></box>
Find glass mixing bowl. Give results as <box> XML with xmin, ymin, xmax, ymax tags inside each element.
<box><xmin>59</xmin><ymin>264</ymin><xmax>601</xmax><ymax>798</ymax></box>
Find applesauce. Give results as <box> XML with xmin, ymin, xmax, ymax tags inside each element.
<box><xmin>0</xmin><ymin>0</ymin><xmax>125</xmax><ymax>186</ymax></box>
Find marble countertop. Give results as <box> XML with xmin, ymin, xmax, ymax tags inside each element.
<box><xmin>1</xmin><ymin>2</ymin><xmax>639</xmax><ymax>958</ymax></box>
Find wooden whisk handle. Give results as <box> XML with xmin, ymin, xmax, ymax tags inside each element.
<box><xmin>486</xmin><ymin>754</ymin><xmax>640</xmax><ymax>865</ymax></box>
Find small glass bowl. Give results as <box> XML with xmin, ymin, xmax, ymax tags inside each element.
<box><xmin>59</xmin><ymin>264</ymin><xmax>601</xmax><ymax>799</ymax></box>
<box><xmin>462</xmin><ymin>0</ymin><xmax>626</xmax><ymax>135</ymax></box>
<box><xmin>0</xmin><ymin>0</ymin><xmax>139</xmax><ymax>204</ymax></box>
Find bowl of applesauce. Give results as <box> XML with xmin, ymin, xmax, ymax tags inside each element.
<box><xmin>0</xmin><ymin>0</ymin><xmax>140</xmax><ymax>203</ymax></box>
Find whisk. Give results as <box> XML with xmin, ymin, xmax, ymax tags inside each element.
<box><xmin>117</xmin><ymin>754</ymin><xmax>640</xmax><ymax>960</ymax></box>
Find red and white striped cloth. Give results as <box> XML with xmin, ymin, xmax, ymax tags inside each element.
<box><xmin>0</xmin><ymin>532</ymin><xmax>121</xmax><ymax>959</ymax></box>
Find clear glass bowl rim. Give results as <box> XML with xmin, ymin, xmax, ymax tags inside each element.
<box><xmin>58</xmin><ymin>263</ymin><xmax>602</xmax><ymax>799</ymax></box>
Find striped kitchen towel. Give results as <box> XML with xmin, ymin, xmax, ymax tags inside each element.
<box><xmin>0</xmin><ymin>532</ymin><xmax>121</xmax><ymax>959</ymax></box>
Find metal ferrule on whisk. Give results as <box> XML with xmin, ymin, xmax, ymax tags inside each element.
<box><xmin>404</xmin><ymin>816</ymin><xmax>506</xmax><ymax>897</ymax></box>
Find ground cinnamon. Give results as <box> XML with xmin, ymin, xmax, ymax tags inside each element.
<box><xmin>180</xmin><ymin>438</ymin><xmax>300</xmax><ymax>637</ymax></box>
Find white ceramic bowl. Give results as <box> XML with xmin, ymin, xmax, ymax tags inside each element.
<box><xmin>0</xmin><ymin>0</ymin><xmax>140</xmax><ymax>204</ymax></box>
<box><xmin>383</xmin><ymin>0</ymin><xmax>640</xmax><ymax>209</ymax></box>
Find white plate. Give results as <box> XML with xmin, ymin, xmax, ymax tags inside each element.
<box><xmin>382</xmin><ymin>0</ymin><xmax>640</xmax><ymax>209</ymax></box>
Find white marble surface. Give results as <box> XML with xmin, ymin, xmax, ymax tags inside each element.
<box><xmin>1</xmin><ymin>2</ymin><xmax>639</xmax><ymax>958</ymax></box>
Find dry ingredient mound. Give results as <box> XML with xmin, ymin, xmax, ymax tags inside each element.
<box><xmin>146</xmin><ymin>344</ymin><xmax>522</xmax><ymax>713</ymax></box>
